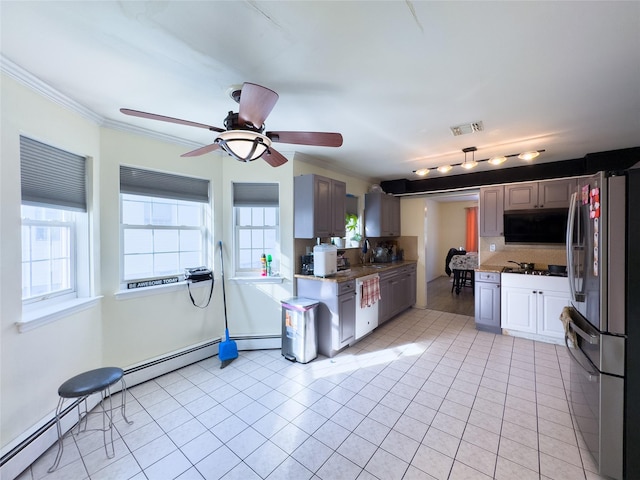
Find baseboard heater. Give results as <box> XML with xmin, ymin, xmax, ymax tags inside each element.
<box><xmin>0</xmin><ymin>334</ymin><xmax>280</xmax><ymax>480</ymax></box>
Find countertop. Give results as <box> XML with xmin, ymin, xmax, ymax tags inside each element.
<box><xmin>295</xmin><ymin>260</ymin><xmax>417</xmax><ymax>283</ymax></box>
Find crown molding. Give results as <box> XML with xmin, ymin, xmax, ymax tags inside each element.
<box><xmin>1</xmin><ymin>55</ymin><xmax>103</xmax><ymax>124</ymax></box>
<box><xmin>1</xmin><ymin>55</ymin><xmax>204</xmax><ymax>150</ymax></box>
<box><xmin>101</xmin><ymin>118</ymin><xmax>203</xmax><ymax>150</ymax></box>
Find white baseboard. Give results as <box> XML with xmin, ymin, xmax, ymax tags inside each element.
<box><xmin>0</xmin><ymin>335</ymin><xmax>281</xmax><ymax>480</ymax></box>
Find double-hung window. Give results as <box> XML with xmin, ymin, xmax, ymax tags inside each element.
<box><xmin>120</xmin><ymin>166</ymin><xmax>210</xmax><ymax>286</ymax></box>
<box><xmin>233</xmin><ymin>183</ymin><xmax>279</xmax><ymax>276</ymax></box>
<box><xmin>20</xmin><ymin>136</ymin><xmax>88</xmax><ymax>305</ymax></box>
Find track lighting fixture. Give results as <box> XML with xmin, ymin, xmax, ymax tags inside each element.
<box><xmin>412</xmin><ymin>148</ymin><xmax>545</xmax><ymax>176</ymax></box>
<box><xmin>460</xmin><ymin>147</ymin><xmax>478</xmax><ymax>170</ymax></box>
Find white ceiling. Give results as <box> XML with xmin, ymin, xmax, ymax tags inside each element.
<box><xmin>1</xmin><ymin>1</ymin><xmax>639</xmax><ymax>182</ymax></box>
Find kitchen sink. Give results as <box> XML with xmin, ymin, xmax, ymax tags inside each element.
<box><xmin>362</xmin><ymin>264</ymin><xmax>387</xmax><ymax>269</ymax></box>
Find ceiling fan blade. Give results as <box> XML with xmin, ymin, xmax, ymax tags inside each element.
<box><xmin>181</xmin><ymin>143</ymin><xmax>221</xmax><ymax>157</ymax></box>
<box><xmin>120</xmin><ymin>108</ymin><xmax>225</xmax><ymax>132</ymax></box>
<box><xmin>262</xmin><ymin>148</ymin><xmax>288</xmax><ymax>167</ymax></box>
<box><xmin>237</xmin><ymin>83</ymin><xmax>279</xmax><ymax>128</ymax></box>
<box><xmin>266</xmin><ymin>131</ymin><xmax>343</xmax><ymax>147</ymax></box>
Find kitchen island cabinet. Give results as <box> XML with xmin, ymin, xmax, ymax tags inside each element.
<box><xmin>365</xmin><ymin>192</ymin><xmax>401</xmax><ymax>237</ymax></box>
<box><xmin>501</xmin><ymin>273</ymin><xmax>570</xmax><ymax>343</ymax></box>
<box><xmin>294</xmin><ymin>174</ymin><xmax>346</xmax><ymax>238</ymax></box>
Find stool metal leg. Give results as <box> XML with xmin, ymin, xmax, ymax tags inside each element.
<box><xmin>48</xmin><ymin>397</ymin><xmax>66</xmax><ymax>473</ymax></box>
<box><xmin>119</xmin><ymin>377</ymin><xmax>133</xmax><ymax>425</ymax></box>
<box><xmin>100</xmin><ymin>385</ymin><xmax>115</xmax><ymax>459</ymax></box>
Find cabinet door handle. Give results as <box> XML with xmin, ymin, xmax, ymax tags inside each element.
<box><xmin>539</xmin><ymin>291</ymin><xmax>543</xmax><ymax>294</ymax></box>
<box><xmin>532</xmin><ymin>290</ymin><xmax>537</xmax><ymax>294</ymax></box>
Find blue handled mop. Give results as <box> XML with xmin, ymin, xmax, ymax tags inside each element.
<box><xmin>218</xmin><ymin>241</ymin><xmax>238</xmax><ymax>368</ymax></box>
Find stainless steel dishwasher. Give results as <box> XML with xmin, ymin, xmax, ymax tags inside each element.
<box><xmin>474</xmin><ymin>271</ymin><xmax>501</xmax><ymax>334</ymax></box>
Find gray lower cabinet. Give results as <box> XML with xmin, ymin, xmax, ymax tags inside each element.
<box><xmin>474</xmin><ymin>271</ymin><xmax>501</xmax><ymax>333</ymax></box>
<box><xmin>378</xmin><ymin>270</ymin><xmax>396</xmax><ymax>324</ymax></box>
<box><xmin>296</xmin><ymin>278</ymin><xmax>356</xmax><ymax>357</ymax></box>
<box><xmin>296</xmin><ymin>263</ymin><xmax>416</xmax><ymax>356</ymax></box>
<box><xmin>379</xmin><ymin>264</ymin><xmax>417</xmax><ymax>324</ymax></box>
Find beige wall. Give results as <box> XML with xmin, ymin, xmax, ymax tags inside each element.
<box><xmin>1</xmin><ymin>75</ymin><xmax>104</xmax><ymax>447</ymax></box>
<box><xmin>400</xmin><ymin>198</ymin><xmax>427</xmax><ymax>308</ymax></box>
<box><xmin>99</xmin><ymin>128</ymin><xmax>225</xmax><ymax>367</ymax></box>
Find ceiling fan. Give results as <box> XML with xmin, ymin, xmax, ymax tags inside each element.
<box><xmin>120</xmin><ymin>82</ymin><xmax>343</xmax><ymax>167</ymax></box>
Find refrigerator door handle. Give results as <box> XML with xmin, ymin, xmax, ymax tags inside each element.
<box><xmin>565</xmin><ymin>335</ymin><xmax>599</xmax><ymax>378</ymax></box>
<box><xmin>566</xmin><ymin>192</ymin><xmax>585</xmax><ymax>302</ymax></box>
<box><xmin>569</xmin><ymin>320</ymin><xmax>599</xmax><ymax>345</ymax></box>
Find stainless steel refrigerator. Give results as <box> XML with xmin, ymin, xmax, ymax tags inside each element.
<box><xmin>565</xmin><ymin>165</ymin><xmax>640</xmax><ymax>479</ymax></box>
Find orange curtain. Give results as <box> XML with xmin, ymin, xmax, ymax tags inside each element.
<box><xmin>465</xmin><ymin>206</ymin><xmax>478</xmax><ymax>252</ymax></box>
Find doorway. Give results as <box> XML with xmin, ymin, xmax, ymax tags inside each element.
<box><xmin>424</xmin><ymin>191</ymin><xmax>479</xmax><ymax>316</ymax></box>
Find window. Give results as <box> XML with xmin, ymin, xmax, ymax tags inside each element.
<box><xmin>233</xmin><ymin>183</ymin><xmax>279</xmax><ymax>276</ymax></box>
<box><xmin>120</xmin><ymin>166</ymin><xmax>210</xmax><ymax>285</ymax></box>
<box><xmin>20</xmin><ymin>136</ymin><xmax>88</xmax><ymax>305</ymax></box>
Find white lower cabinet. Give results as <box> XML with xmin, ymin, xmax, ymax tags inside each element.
<box><xmin>501</xmin><ymin>273</ymin><xmax>570</xmax><ymax>343</ymax></box>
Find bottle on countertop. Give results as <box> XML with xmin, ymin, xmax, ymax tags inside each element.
<box><xmin>261</xmin><ymin>253</ymin><xmax>267</xmax><ymax>276</ymax></box>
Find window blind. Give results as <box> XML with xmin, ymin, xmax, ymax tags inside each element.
<box><xmin>233</xmin><ymin>183</ymin><xmax>279</xmax><ymax>206</ymax></box>
<box><xmin>20</xmin><ymin>136</ymin><xmax>87</xmax><ymax>211</ymax></box>
<box><xmin>120</xmin><ymin>166</ymin><xmax>210</xmax><ymax>203</ymax></box>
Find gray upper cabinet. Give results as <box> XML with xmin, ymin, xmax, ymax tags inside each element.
<box><xmin>504</xmin><ymin>179</ymin><xmax>575</xmax><ymax>210</ymax></box>
<box><xmin>479</xmin><ymin>186</ymin><xmax>504</xmax><ymax>237</ymax></box>
<box><xmin>538</xmin><ymin>178</ymin><xmax>576</xmax><ymax>209</ymax></box>
<box><xmin>365</xmin><ymin>192</ymin><xmax>401</xmax><ymax>237</ymax></box>
<box><xmin>294</xmin><ymin>174</ymin><xmax>346</xmax><ymax>238</ymax></box>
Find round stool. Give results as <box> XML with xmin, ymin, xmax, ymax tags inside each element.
<box><xmin>49</xmin><ymin>367</ymin><xmax>133</xmax><ymax>472</ymax></box>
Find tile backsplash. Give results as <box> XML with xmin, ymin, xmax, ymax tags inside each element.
<box><xmin>479</xmin><ymin>236</ymin><xmax>566</xmax><ymax>268</ymax></box>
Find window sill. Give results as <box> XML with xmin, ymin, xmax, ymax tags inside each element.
<box><xmin>115</xmin><ymin>280</ymin><xmax>212</xmax><ymax>300</ymax></box>
<box><xmin>230</xmin><ymin>276</ymin><xmax>284</xmax><ymax>285</ymax></box>
<box><xmin>17</xmin><ymin>296</ymin><xmax>103</xmax><ymax>333</ymax></box>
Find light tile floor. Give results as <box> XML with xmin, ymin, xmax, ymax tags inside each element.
<box><xmin>19</xmin><ymin>308</ymin><xmax>609</xmax><ymax>480</ymax></box>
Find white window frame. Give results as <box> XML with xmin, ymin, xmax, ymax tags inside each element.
<box><xmin>18</xmin><ymin>136</ymin><xmax>94</xmax><ymax>331</ymax></box>
<box><xmin>119</xmin><ymin>194</ymin><xmax>210</xmax><ymax>287</ymax></box>
<box><xmin>232</xmin><ymin>182</ymin><xmax>280</xmax><ymax>279</ymax></box>
<box><xmin>118</xmin><ymin>166</ymin><xmax>211</xmax><ymax>290</ymax></box>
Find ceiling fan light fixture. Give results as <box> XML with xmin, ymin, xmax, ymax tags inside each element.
<box><xmin>488</xmin><ymin>155</ymin><xmax>507</xmax><ymax>165</ymax></box>
<box><xmin>216</xmin><ymin>130</ymin><xmax>271</xmax><ymax>162</ymax></box>
<box><xmin>415</xmin><ymin>168</ymin><xmax>430</xmax><ymax>176</ymax></box>
<box><xmin>437</xmin><ymin>165</ymin><xmax>453</xmax><ymax>174</ymax></box>
<box><xmin>518</xmin><ymin>150</ymin><xmax>540</xmax><ymax>161</ymax></box>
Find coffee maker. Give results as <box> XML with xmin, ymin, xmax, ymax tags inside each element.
<box><xmin>301</xmin><ymin>254</ymin><xmax>314</xmax><ymax>275</ymax></box>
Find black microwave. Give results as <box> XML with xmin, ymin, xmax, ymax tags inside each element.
<box><xmin>503</xmin><ymin>209</ymin><xmax>568</xmax><ymax>244</ymax></box>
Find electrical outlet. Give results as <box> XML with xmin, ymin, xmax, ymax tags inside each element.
<box><xmin>490</xmin><ymin>243</ymin><xmax>496</xmax><ymax>252</ymax></box>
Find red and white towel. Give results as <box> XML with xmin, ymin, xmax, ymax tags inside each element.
<box><xmin>361</xmin><ymin>275</ymin><xmax>381</xmax><ymax>308</ymax></box>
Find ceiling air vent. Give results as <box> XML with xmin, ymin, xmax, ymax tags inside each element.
<box><xmin>450</xmin><ymin>121</ymin><xmax>484</xmax><ymax>136</ymax></box>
